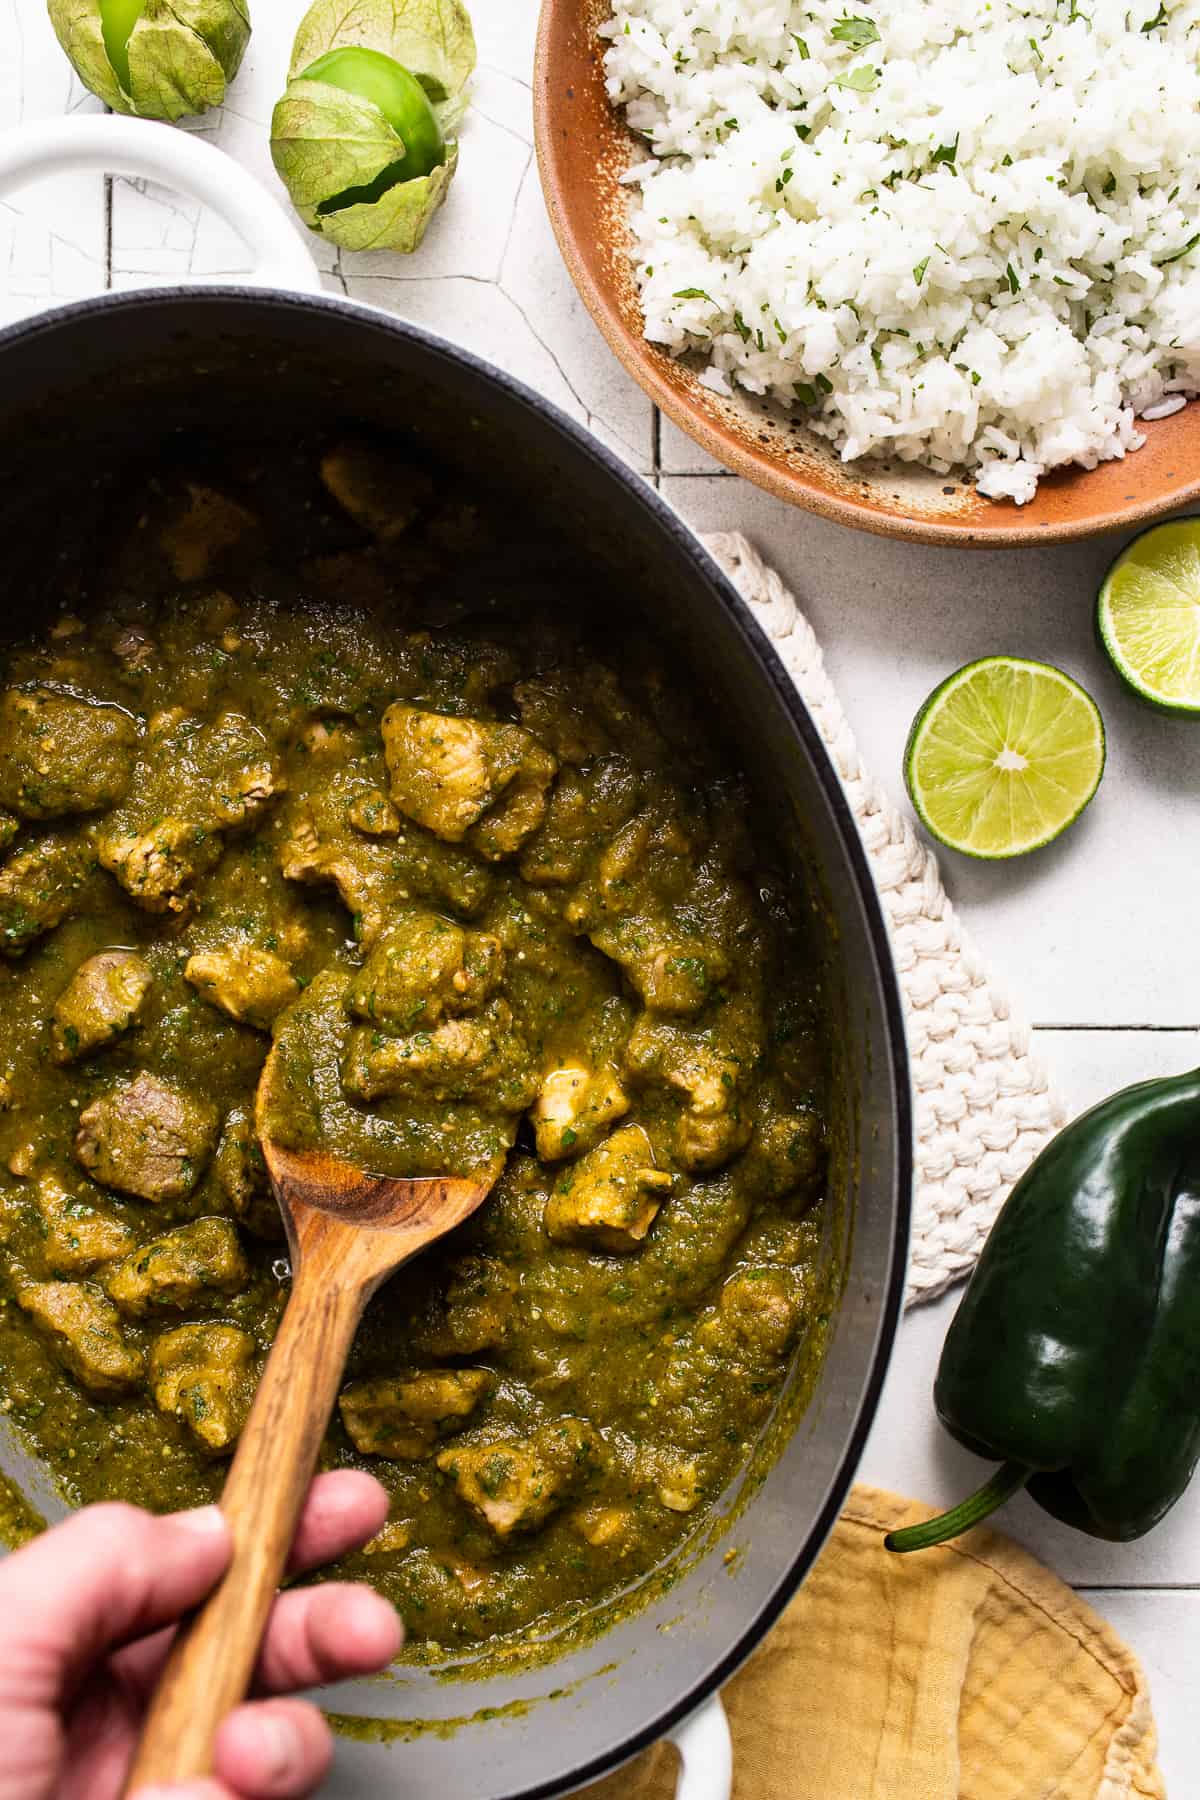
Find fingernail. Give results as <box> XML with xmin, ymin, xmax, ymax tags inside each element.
<box><xmin>171</xmin><ymin>1504</ymin><xmax>227</xmax><ymax>1538</ymax></box>
<box><xmin>257</xmin><ymin>1713</ymin><xmax>303</xmax><ymax>1781</ymax></box>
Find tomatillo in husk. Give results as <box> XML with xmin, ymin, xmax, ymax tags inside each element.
<box><xmin>270</xmin><ymin>0</ymin><xmax>476</xmax><ymax>254</ymax></box>
<box><xmin>47</xmin><ymin>0</ymin><xmax>250</xmax><ymax>121</ymax></box>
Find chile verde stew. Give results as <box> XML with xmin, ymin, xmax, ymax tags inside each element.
<box><xmin>0</xmin><ymin>437</ymin><xmax>836</xmax><ymax>1653</ymax></box>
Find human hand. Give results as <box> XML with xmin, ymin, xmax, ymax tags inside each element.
<box><xmin>0</xmin><ymin>1471</ymin><xmax>401</xmax><ymax>1800</ymax></box>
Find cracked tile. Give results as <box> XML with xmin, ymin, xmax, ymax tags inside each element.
<box><xmin>498</xmin><ymin>152</ymin><xmax>655</xmax><ymax>472</ymax></box>
<box><xmin>340</xmin><ymin>110</ymin><xmax>530</xmax><ymax>285</ymax></box>
<box><xmin>472</xmin><ymin>6</ymin><xmax>537</xmax><ymax>91</ymax></box>
<box><xmin>659</xmin><ymin>412</ymin><xmax>734</xmax><ymax>476</ymax></box>
<box><xmin>0</xmin><ymin>7</ymin><xmax>105</xmax><ymax>325</ymax></box>
<box><xmin>473</xmin><ymin>64</ymin><xmax>533</xmax><ymax>144</ymax></box>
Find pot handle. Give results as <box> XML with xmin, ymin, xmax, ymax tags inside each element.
<box><xmin>0</xmin><ymin>116</ymin><xmax>321</xmax><ymax>296</ymax></box>
<box><xmin>667</xmin><ymin>1694</ymin><xmax>733</xmax><ymax>1800</ymax></box>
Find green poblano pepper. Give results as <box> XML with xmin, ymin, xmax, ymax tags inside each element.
<box><xmin>888</xmin><ymin>1069</ymin><xmax>1200</xmax><ymax>1553</ymax></box>
<box><xmin>270</xmin><ymin>0</ymin><xmax>476</xmax><ymax>254</ymax></box>
<box><xmin>47</xmin><ymin>0</ymin><xmax>250</xmax><ymax>121</ymax></box>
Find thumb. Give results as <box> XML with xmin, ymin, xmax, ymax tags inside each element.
<box><xmin>0</xmin><ymin>1502</ymin><xmax>230</xmax><ymax>1705</ymax></box>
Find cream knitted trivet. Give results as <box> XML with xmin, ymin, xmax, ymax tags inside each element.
<box><xmin>703</xmin><ymin>532</ymin><xmax>1067</xmax><ymax>1307</ymax></box>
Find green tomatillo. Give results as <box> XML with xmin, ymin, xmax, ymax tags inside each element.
<box><xmin>270</xmin><ymin>0</ymin><xmax>476</xmax><ymax>255</ymax></box>
<box><xmin>47</xmin><ymin>0</ymin><xmax>250</xmax><ymax>121</ymax></box>
<box><xmin>300</xmin><ymin>48</ymin><xmax>447</xmax><ymax>210</ymax></box>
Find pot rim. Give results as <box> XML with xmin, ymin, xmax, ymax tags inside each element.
<box><xmin>0</xmin><ymin>284</ymin><xmax>913</xmax><ymax>1794</ymax></box>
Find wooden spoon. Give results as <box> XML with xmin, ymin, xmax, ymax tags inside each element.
<box><xmin>122</xmin><ymin>1040</ymin><xmax>495</xmax><ymax>1793</ymax></box>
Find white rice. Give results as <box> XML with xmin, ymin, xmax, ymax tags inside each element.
<box><xmin>601</xmin><ymin>0</ymin><xmax>1200</xmax><ymax>502</ymax></box>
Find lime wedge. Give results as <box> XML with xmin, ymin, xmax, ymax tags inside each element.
<box><xmin>1097</xmin><ymin>520</ymin><xmax>1200</xmax><ymax>714</ymax></box>
<box><xmin>904</xmin><ymin>657</ymin><xmax>1105</xmax><ymax>858</ymax></box>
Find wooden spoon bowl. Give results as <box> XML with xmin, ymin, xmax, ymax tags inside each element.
<box><xmin>122</xmin><ymin>1043</ymin><xmax>494</xmax><ymax>1792</ymax></box>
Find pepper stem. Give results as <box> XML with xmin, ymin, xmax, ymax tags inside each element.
<box><xmin>883</xmin><ymin>1461</ymin><xmax>1030</xmax><ymax>1553</ymax></box>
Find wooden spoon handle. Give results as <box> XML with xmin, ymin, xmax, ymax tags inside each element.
<box><xmin>122</xmin><ymin>1260</ymin><xmax>366</xmax><ymax>1794</ymax></box>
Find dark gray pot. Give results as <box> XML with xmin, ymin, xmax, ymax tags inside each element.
<box><xmin>0</xmin><ymin>288</ymin><xmax>910</xmax><ymax>1799</ymax></box>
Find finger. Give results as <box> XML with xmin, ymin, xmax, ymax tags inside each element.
<box><xmin>114</xmin><ymin>1581</ymin><xmax>401</xmax><ymax>1707</ymax></box>
<box><xmin>254</xmin><ymin>1583</ymin><xmax>403</xmax><ymax>1694</ymax></box>
<box><xmin>0</xmin><ymin>1503</ymin><xmax>230</xmax><ymax>1704</ymax></box>
<box><xmin>213</xmin><ymin>1697</ymin><xmax>333</xmax><ymax>1798</ymax></box>
<box><xmin>114</xmin><ymin>1475</ymin><xmax>398</xmax><ymax>1706</ymax></box>
<box><xmin>129</xmin><ymin>1783</ymin><xmax>233</xmax><ymax>1799</ymax></box>
<box><xmin>285</xmin><ymin>1470</ymin><xmax>390</xmax><ymax>1574</ymax></box>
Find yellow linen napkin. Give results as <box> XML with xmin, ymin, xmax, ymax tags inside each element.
<box><xmin>577</xmin><ymin>1485</ymin><xmax>1163</xmax><ymax>1800</ymax></box>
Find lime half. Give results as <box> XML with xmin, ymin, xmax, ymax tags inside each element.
<box><xmin>1097</xmin><ymin>520</ymin><xmax>1200</xmax><ymax>714</ymax></box>
<box><xmin>904</xmin><ymin>656</ymin><xmax>1105</xmax><ymax>858</ymax></box>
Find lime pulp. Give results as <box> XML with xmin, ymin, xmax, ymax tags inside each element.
<box><xmin>904</xmin><ymin>656</ymin><xmax>1105</xmax><ymax>858</ymax></box>
<box><xmin>1097</xmin><ymin>519</ymin><xmax>1200</xmax><ymax>714</ymax></box>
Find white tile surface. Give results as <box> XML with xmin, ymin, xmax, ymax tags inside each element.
<box><xmin>1090</xmin><ymin>1592</ymin><xmax>1200</xmax><ymax>1791</ymax></box>
<box><xmin>661</xmin><ymin>475</ymin><xmax>1200</xmax><ymax>1028</ymax></box>
<box><xmin>4</xmin><ymin>1</ymin><xmax>1199</xmax><ymax>1789</ymax></box>
<box><xmin>0</xmin><ymin>3</ymin><xmax>105</xmax><ymax>327</ymax></box>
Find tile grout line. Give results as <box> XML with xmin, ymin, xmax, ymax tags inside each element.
<box><xmin>1075</xmin><ymin>1583</ymin><xmax>1200</xmax><ymax>1593</ymax></box>
<box><xmin>1035</xmin><ymin>1023</ymin><xmax>1200</xmax><ymax>1033</ymax></box>
<box><xmin>104</xmin><ymin>174</ymin><xmax>112</xmax><ymax>292</ymax></box>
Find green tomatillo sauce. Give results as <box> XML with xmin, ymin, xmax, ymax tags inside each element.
<box><xmin>0</xmin><ymin>436</ymin><xmax>837</xmax><ymax>1659</ymax></box>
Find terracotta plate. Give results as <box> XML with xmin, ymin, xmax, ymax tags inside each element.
<box><xmin>534</xmin><ymin>0</ymin><xmax>1200</xmax><ymax>546</ymax></box>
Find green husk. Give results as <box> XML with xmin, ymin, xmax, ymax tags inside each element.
<box><xmin>289</xmin><ymin>0</ymin><xmax>475</xmax><ymax>112</ymax></box>
<box><xmin>271</xmin><ymin>0</ymin><xmax>475</xmax><ymax>253</ymax></box>
<box><xmin>46</xmin><ymin>0</ymin><xmax>250</xmax><ymax>121</ymax></box>
<box><xmin>270</xmin><ymin>81</ymin><xmax>409</xmax><ymax>211</ymax></box>
<box><xmin>303</xmin><ymin>148</ymin><xmax>456</xmax><ymax>251</ymax></box>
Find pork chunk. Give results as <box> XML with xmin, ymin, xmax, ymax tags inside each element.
<box><xmin>347</xmin><ymin>788</ymin><xmax>400</xmax><ymax>837</ymax></box>
<box><xmin>437</xmin><ymin>1417</ymin><xmax>597</xmax><ymax>1539</ymax></box>
<box><xmin>279</xmin><ymin>806</ymin><xmax>385</xmax><ymax>943</ymax></box>
<box><xmin>701</xmin><ymin>1267</ymin><xmax>808</xmax><ymax>1365</ymax></box>
<box><xmin>470</xmin><ymin>755</ymin><xmax>557</xmax><ymax>861</ymax></box>
<box><xmin>531</xmin><ymin>1062</ymin><xmax>629</xmax><ymax>1162</ymax></box>
<box><xmin>195</xmin><ymin>712</ymin><xmax>283</xmax><ymax>831</ymax></box>
<box><xmin>75</xmin><ymin>1072</ymin><xmax>219</xmax><ymax>1203</ymax></box>
<box><xmin>339</xmin><ymin>1368</ymin><xmax>488</xmax><ymax>1460</ymax></box>
<box><xmin>623</xmin><ymin>1015</ymin><xmax>753</xmax><ymax>1174</ymax></box>
<box><xmin>280</xmin><ymin>761</ymin><xmax>491</xmax><ymax>944</ymax></box>
<box><xmin>150</xmin><ymin>1322</ymin><xmax>256</xmax><ymax>1454</ymax></box>
<box><xmin>34</xmin><ymin>1171</ymin><xmax>137</xmax><ymax>1276</ymax></box>
<box><xmin>0</xmin><ymin>688</ymin><xmax>137</xmax><ymax>819</ymax></box>
<box><xmin>97</xmin><ymin>817</ymin><xmax>222</xmax><ymax>915</ymax></box>
<box><xmin>341</xmin><ymin>1002</ymin><xmax>537</xmax><ymax>1112</ymax></box>
<box><xmin>415</xmin><ymin>1256</ymin><xmax>515</xmax><ymax>1358</ymax></box>
<box><xmin>518</xmin><ymin>762</ymin><xmax>642</xmax><ymax>887</ymax></box>
<box><xmin>543</xmin><ymin>1124</ymin><xmax>673</xmax><ymax>1253</ymax></box>
<box><xmin>612</xmin><ymin>936</ymin><xmax>728</xmax><ymax>1017</ymax></box>
<box><xmin>381</xmin><ymin>704</ymin><xmax>556</xmax><ymax>855</ymax></box>
<box><xmin>106</xmin><ymin>1217</ymin><xmax>249</xmax><ymax>1318</ymax></box>
<box><xmin>214</xmin><ymin>1106</ymin><xmax>282</xmax><ymax>1240</ymax></box>
<box><xmin>740</xmin><ymin>1110</ymin><xmax>826</xmax><ymax>1205</ymax></box>
<box><xmin>52</xmin><ymin>950</ymin><xmax>153</xmax><ymax>1064</ymax></box>
<box><xmin>319</xmin><ymin>441</ymin><xmax>434</xmax><ymax>543</ymax></box>
<box><xmin>0</xmin><ymin>832</ymin><xmax>91</xmax><ymax>957</ymax></box>
<box><xmin>15</xmin><ymin>1278</ymin><xmax>143</xmax><ymax>1395</ymax></box>
<box><xmin>343</xmin><ymin>912</ymin><xmax>502</xmax><ymax>1030</ymax></box>
<box><xmin>159</xmin><ymin>483</ymin><xmax>256</xmax><ymax>582</ymax></box>
<box><xmin>185</xmin><ymin>943</ymin><xmax>299</xmax><ymax>1031</ymax></box>
<box><xmin>570</xmin><ymin>1503</ymin><xmax>636</xmax><ymax>1552</ymax></box>
<box><xmin>99</xmin><ymin>712</ymin><xmax>282</xmax><ymax>914</ymax></box>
